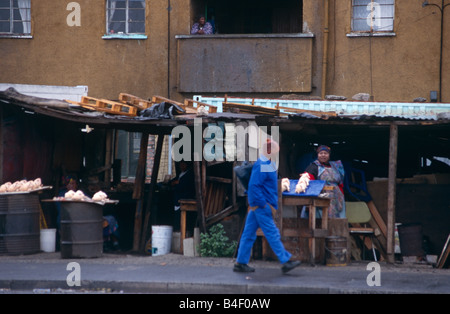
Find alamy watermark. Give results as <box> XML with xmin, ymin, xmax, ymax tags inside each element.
<box><xmin>366</xmin><ymin>262</ymin><xmax>381</xmax><ymax>287</ymax></box>
<box><xmin>66</xmin><ymin>2</ymin><xmax>81</xmax><ymax>27</ymax></box>
<box><xmin>171</xmin><ymin>118</ymin><xmax>279</xmax><ymax>171</ymax></box>
<box><xmin>66</xmin><ymin>262</ymin><xmax>81</xmax><ymax>287</ymax></box>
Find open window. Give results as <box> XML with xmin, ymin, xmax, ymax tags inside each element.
<box><xmin>191</xmin><ymin>0</ymin><xmax>303</xmax><ymax>34</ymax></box>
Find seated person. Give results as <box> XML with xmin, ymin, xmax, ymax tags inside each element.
<box><xmin>56</xmin><ymin>175</ymin><xmax>79</xmax><ymax>229</ymax></box>
<box><xmin>103</xmin><ymin>215</ymin><xmax>120</xmax><ymax>252</ymax></box>
<box><xmin>190</xmin><ymin>15</ymin><xmax>213</xmax><ymax>35</ymax></box>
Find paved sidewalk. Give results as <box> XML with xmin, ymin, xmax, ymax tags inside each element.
<box><xmin>0</xmin><ymin>252</ymin><xmax>449</xmax><ymax>294</ymax></box>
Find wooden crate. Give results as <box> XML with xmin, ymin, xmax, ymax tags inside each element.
<box><xmin>97</xmin><ymin>99</ymin><xmax>137</xmax><ymax>116</ymax></box>
<box><xmin>119</xmin><ymin>93</ymin><xmax>153</xmax><ymax>111</ymax></box>
<box><xmin>69</xmin><ymin>96</ymin><xmax>137</xmax><ymax>116</ymax></box>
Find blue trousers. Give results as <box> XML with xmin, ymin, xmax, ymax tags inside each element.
<box><xmin>237</xmin><ymin>204</ymin><xmax>291</xmax><ymax>265</ymax></box>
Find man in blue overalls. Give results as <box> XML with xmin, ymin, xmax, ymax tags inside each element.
<box><xmin>234</xmin><ymin>139</ymin><xmax>301</xmax><ymax>274</ymax></box>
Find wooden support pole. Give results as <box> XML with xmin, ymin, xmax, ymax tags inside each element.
<box><xmin>140</xmin><ymin>134</ymin><xmax>165</xmax><ymax>253</ymax></box>
<box><xmin>104</xmin><ymin>129</ymin><xmax>113</xmax><ymax>188</ymax></box>
<box><xmin>132</xmin><ymin>133</ymin><xmax>149</xmax><ymax>252</ymax></box>
<box><xmin>387</xmin><ymin>123</ymin><xmax>398</xmax><ymax>263</ymax></box>
<box><xmin>194</xmin><ymin>152</ymin><xmax>206</xmax><ymax>233</ymax></box>
<box><xmin>0</xmin><ymin>107</ymin><xmax>3</xmax><ymax>182</ymax></box>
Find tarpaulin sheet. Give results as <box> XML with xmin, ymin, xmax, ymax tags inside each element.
<box><xmin>282</xmin><ymin>180</ymin><xmax>326</xmax><ymax>197</ymax></box>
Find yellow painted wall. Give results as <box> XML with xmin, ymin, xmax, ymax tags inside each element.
<box><xmin>0</xmin><ymin>0</ymin><xmax>190</xmax><ymax>100</ymax></box>
<box><xmin>326</xmin><ymin>0</ymin><xmax>449</xmax><ymax>102</ymax></box>
<box><xmin>0</xmin><ymin>0</ymin><xmax>448</xmax><ymax>103</ymax></box>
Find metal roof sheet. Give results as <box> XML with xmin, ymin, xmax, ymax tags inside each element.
<box><xmin>194</xmin><ymin>96</ymin><xmax>450</xmax><ymax>120</ymax></box>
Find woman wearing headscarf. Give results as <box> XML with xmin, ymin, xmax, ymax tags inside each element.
<box><xmin>303</xmin><ymin>145</ymin><xmax>345</xmax><ymax>218</ymax></box>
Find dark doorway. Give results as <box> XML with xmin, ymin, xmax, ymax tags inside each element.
<box><xmin>192</xmin><ymin>0</ymin><xmax>303</xmax><ymax>34</ymax></box>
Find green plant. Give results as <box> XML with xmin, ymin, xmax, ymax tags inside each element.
<box><xmin>199</xmin><ymin>223</ymin><xmax>237</xmax><ymax>257</ymax></box>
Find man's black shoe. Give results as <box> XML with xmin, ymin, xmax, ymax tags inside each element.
<box><xmin>233</xmin><ymin>263</ymin><xmax>255</xmax><ymax>273</ymax></box>
<box><xmin>281</xmin><ymin>260</ymin><xmax>301</xmax><ymax>274</ymax></box>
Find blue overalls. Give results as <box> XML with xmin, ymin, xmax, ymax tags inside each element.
<box><xmin>236</xmin><ymin>156</ymin><xmax>292</xmax><ymax>265</ymax></box>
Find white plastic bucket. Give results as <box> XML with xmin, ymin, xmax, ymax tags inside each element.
<box><xmin>151</xmin><ymin>225</ymin><xmax>173</xmax><ymax>256</ymax></box>
<box><xmin>40</xmin><ymin>228</ymin><xmax>56</xmax><ymax>253</ymax></box>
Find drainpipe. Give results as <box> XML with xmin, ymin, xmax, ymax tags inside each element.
<box><xmin>321</xmin><ymin>0</ymin><xmax>330</xmax><ymax>100</ymax></box>
<box><xmin>167</xmin><ymin>0</ymin><xmax>171</xmax><ymax>99</ymax></box>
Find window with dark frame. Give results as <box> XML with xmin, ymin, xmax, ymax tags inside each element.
<box><xmin>106</xmin><ymin>0</ymin><xmax>145</xmax><ymax>35</ymax></box>
<box><xmin>0</xmin><ymin>0</ymin><xmax>30</xmax><ymax>36</ymax></box>
<box><xmin>352</xmin><ymin>0</ymin><xmax>394</xmax><ymax>33</ymax></box>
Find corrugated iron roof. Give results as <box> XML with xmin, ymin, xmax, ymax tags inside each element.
<box><xmin>194</xmin><ymin>95</ymin><xmax>450</xmax><ymax>121</ymax></box>
<box><xmin>288</xmin><ymin>112</ymin><xmax>450</xmax><ymax>121</ymax></box>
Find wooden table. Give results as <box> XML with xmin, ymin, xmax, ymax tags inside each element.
<box><xmin>179</xmin><ymin>199</ymin><xmax>197</xmax><ymax>252</ymax></box>
<box><xmin>281</xmin><ymin>195</ymin><xmax>331</xmax><ymax>264</ymax></box>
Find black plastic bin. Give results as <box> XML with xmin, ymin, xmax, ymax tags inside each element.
<box><xmin>60</xmin><ymin>201</ymin><xmax>103</xmax><ymax>258</ymax></box>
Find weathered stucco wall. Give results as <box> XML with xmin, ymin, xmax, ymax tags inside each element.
<box><xmin>177</xmin><ymin>35</ymin><xmax>313</xmax><ymax>93</ymax></box>
<box><xmin>327</xmin><ymin>1</ymin><xmax>449</xmax><ymax>102</ymax></box>
<box><xmin>0</xmin><ymin>1</ymin><xmax>447</xmax><ymax>103</ymax></box>
<box><xmin>0</xmin><ymin>0</ymin><xmax>190</xmax><ymax>100</ymax></box>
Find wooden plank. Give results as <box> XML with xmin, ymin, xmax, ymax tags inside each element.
<box><xmin>184</xmin><ymin>99</ymin><xmax>218</xmax><ymax>113</ymax></box>
<box><xmin>80</xmin><ymin>96</ymin><xmax>100</xmax><ymax>107</ymax></box>
<box><xmin>132</xmin><ymin>132</ymin><xmax>149</xmax><ymax>252</ymax></box>
<box><xmin>193</xmin><ymin>153</ymin><xmax>206</xmax><ymax>233</ymax></box>
<box><xmin>206</xmin><ymin>204</ymin><xmax>239</xmax><ymax>226</ymax></box>
<box><xmin>119</xmin><ymin>93</ymin><xmax>153</xmax><ymax>110</ymax></box>
<box><xmin>223</xmin><ymin>102</ymin><xmax>280</xmax><ymax>116</ymax></box>
<box><xmin>437</xmin><ymin>234</ymin><xmax>450</xmax><ymax>269</ymax></box>
<box><xmin>152</xmin><ymin>95</ymin><xmax>186</xmax><ymax>108</ymax></box>
<box><xmin>0</xmin><ymin>106</ymin><xmax>3</xmax><ymax>182</ymax></box>
<box><xmin>132</xmin><ymin>133</ymin><xmax>149</xmax><ymax>200</ymax></box>
<box><xmin>104</xmin><ymin>129</ymin><xmax>113</xmax><ymax>188</ymax></box>
<box><xmin>206</xmin><ymin>176</ymin><xmax>232</xmax><ymax>184</ymax></box>
<box><xmin>366</xmin><ymin>200</ymin><xmax>387</xmax><ymax>238</ymax></box>
<box><xmin>139</xmin><ymin>134</ymin><xmax>164</xmax><ymax>253</ymax></box>
<box><xmin>387</xmin><ymin>123</ymin><xmax>398</xmax><ymax>263</ymax></box>
<box><xmin>76</xmin><ymin>96</ymin><xmax>138</xmax><ymax>116</ymax></box>
<box><xmin>282</xmin><ymin>196</ymin><xmax>330</xmax><ymax>207</ymax></box>
<box><xmin>97</xmin><ymin>99</ymin><xmax>137</xmax><ymax>116</ymax></box>
<box><xmin>205</xmin><ymin>182</ymin><xmax>215</xmax><ymax>217</ymax></box>
<box><xmin>349</xmin><ymin>227</ymin><xmax>375</xmax><ymax>233</ymax></box>
<box><xmin>284</xmin><ymin>228</ymin><xmax>329</xmax><ymax>238</ymax></box>
<box><xmin>64</xmin><ymin>99</ymin><xmax>97</xmax><ymax>111</ymax></box>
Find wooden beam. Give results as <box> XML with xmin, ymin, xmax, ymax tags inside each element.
<box><xmin>0</xmin><ymin>107</ymin><xmax>3</xmax><ymax>182</ymax></box>
<box><xmin>194</xmin><ymin>152</ymin><xmax>206</xmax><ymax>233</ymax></box>
<box><xmin>132</xmin><ymin>133</ymin><xmax>149</xmax><ymax>252</ymax></box>
<box><xmin>139</xmin><ymin>134</ymin><xmax>164</xmax><ymax>253</ymax></box>
<box><xmin>206</xmin><ymin>176</ymin><xmax>232</xmax><ymax>184</ymax></box>
<box><xmin>437</xmin><ymin>234</ymin><xmax>450</xmax><ymax>268</ymax></box>
<box><xmin>387</xmin><ymin>123</ymin><xmax>398</xmax><ymax>263</ymax></box>
<box><xmin>366</xmin><ymin>200</ymin><xmax>387</xmax><ymax>238</ymax></box>
<box><xmin>104</xmin><ymin>129</ymin><xmax>113</xmax><ymax>187</ymax></box>
<box><xmin>205</xmin><ymin>204</ymin><xmax>239</xmax><ymax>226</ymax></box>
<box><xmin>132</xmin><ymin>133</ymin><xmax>149</xmax><ymax>200</ymax></box>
